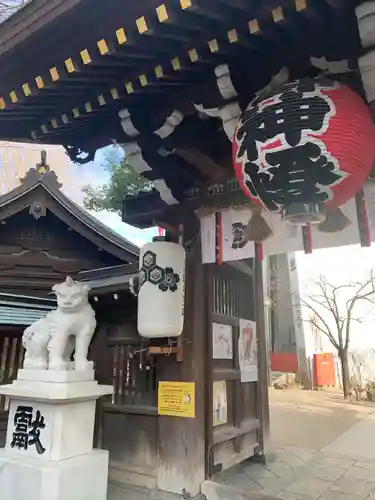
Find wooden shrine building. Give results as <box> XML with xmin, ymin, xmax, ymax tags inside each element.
<box><xmin>0</xmin><ymin>158</ymin><xmax>138</xmax><ymax>449</ymax></box>
<box><xmin>0</xmin><ymin>0</ymin><xmax>372</xmax><ymax>497</ymax></box>
<box><xmin>0</xmin><ymin>157</ymin><xmax>138</xmax><ymax>296</ymax></box>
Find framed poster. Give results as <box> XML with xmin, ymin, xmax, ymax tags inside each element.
<box><xmin>213</xmin><ymin>380</ymin><xmax>227</xmax><ymax>427</ymax></box>
<box><xmin>238</xmin><ymin>319</ymin><xmax>258</xmax><ymax>382</ymax></box>
<box><xmin>212</xmin><ymin>323</ymin><xmax>233</xmax><ymax>360</ymax></box>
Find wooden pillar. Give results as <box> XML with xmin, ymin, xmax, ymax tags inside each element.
<box><xmin>254</xmin><ymin>246</ymin><xmax>271</xmax><ymax>458</ymax></box>
<box><xmin>157</xmin><ymin>239</ymin><xmax>207</xmax><ymax>496</ymax></box>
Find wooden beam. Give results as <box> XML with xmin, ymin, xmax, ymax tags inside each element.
<box><xmin>122</xmin><ymin>178</ymin><xmax>248</xmax><ymax>229</ymax></box>
<box><xmin>157</xmin><ymin>230</ymin><xmax>206</xmax><ymax>496</ymax></box>
<box><xmin>177</xmin><ymin>148</ymin><xmax>229</xmax><ymax>182</ymax></box>
<box><xmin>253</xmin><ymin>247</ymin><xmax>270</xmax><ymax>459</ymax></box>
<box><xmin>0</xmin><ymin>0</ymin><xmax>84</xmax><ymax>58</ymax></box>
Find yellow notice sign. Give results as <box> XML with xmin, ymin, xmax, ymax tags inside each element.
<box><xmin>158</xmin><ymin>381</ymin><xmax>195</xmax><ymax>418</ymax></box>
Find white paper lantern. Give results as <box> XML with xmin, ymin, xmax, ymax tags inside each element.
<box><xmin>138</xmin><ymin>241</ymin><xmax>186</xmax><ymax>338</ymax></box>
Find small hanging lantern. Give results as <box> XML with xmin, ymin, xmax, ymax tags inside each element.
<box><xmin>233</xmin><ymin>77</ymin><xmax>375</xmax><ymax>226</ymax></box>
<box><xmin>137</xmin><ymin>240</ymin><xmax>186</xmax><ymax>338</ymax></box>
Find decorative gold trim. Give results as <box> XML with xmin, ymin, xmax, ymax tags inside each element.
<box><xmin>188</xmin><ymin>48</ymin><xmax>198</xmax><ymax>62</ymax></box>
<box><xmin>136</xmin><ymin>16</ymin><xmax>148</xmax><ymax>34</ymax></box>
<box><xmin>139</xmin><ymin>74</ymin><xmax>148</xmax><ymax>86</ymax></box>
<box><xmin>208</xmin><ymin>39</ymin><xmax>219</xmax><ymax>52</ymax></box>
<box><xmin>111</xmin><ymin>88</ymin><xmax>119</xmax><ymax>99</ymax></box>
<box><xmin>172</xmin><ymin>57</ymin><xmax>181</xmax><ymax>70</ymax></box>
<box><xmin>228</xmin><ymin>29</ymin><xmax>238</xmax><ymax>43</ymax></box>
<box><xmin>23</xmin><ymin>2</ymin><xmax>311</xmax><ymax>135</ymax></box>
<box><xmin>155</xmin><ymin>65</ymin><xmax>164</xmax><ymax>78</ymax></box>
<box><xmin>49</xmin><ymin>67</ymin><xmax>60</xmax><ymax>82</ymax></box>
<box><xmin>295</xmin><ymin>0</ymin><xmax>307</xmax><ymax>11</ymax></box>
<box><xmin>65</xmin><ymin>58</ymin><xmax>76</xmax><ymax>73</ymax></box>
<box><xmin>180</xmin><ymin>0</ymin><xmax>192</xmax><ymax>9</ymax></box>
<box><xmin>116</xmin><ymin>28</ymin><xmax>127</xmax><ymax>45</ymax></box>
<box><xmin>80</xmin><ymin>49</ymin><xmax>92</xmax><ymax>64</ymax></box>
<box><xmin>249</xmin><ymin>19</ymin><xmax>260</xmax><ymax>34</ymax></box>
<box><xmin>35</xmin><ymin>76</ymin><xmax>45</xmax><ymax>89</ymax></box>
<box><xmin>272</xmin><ymin>7</ymin><xmax>284</xmax><ymax>22</ymax></box>
<box><xmin>157</xmin><ymin>4</ymin><xmax>169</xmax><ymax>22</ymax></box>
<box><xmin>125</xmin><ymin>82</ymin><xmax>134</xmax><ymax>94</ymax></box>
<box><xmin>22</xmin><ymin>84</ymin><xmax>31</xmax><ymax>97</ymax></box>
<box><xmin>97</xmin><ymin>39</ymin><xmax>109</xmax><ymax>55</ymax></box>
<box><xmin>9</xmin><ymin>91</ymin><xmax>18</xmax><ymax>103</ymax></box>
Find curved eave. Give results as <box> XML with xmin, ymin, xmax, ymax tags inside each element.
<box><xmin>0</xmin><ymin>178</ymin><xmax>140</xmax><ymax>261</ymax></box>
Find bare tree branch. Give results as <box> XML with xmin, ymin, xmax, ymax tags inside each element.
<box><xmin>299</xmin><ymin>272</ymin><xmax>375</xmax><ymax>355</ymax></box>
<box><xmin>298</xmin><ymin>294</ymin><xmax>340</xmax><ymax>350</ymax></box>
<box><xmin>289</xmin><ymin>271</ymin><xmax>375</xmax><ymax>399</ymax></box>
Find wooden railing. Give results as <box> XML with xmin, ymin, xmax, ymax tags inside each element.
<box><xmin>0</xmin><ymin>331</ymin><xmax>23</xmax><ymax>447</ymax></box>
<box><xmin>0</xmin><ymin>332</ymin><xmax>24</xmax><ymax>413</ymax></box>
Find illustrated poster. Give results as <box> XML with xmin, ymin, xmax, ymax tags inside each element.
<box><xmin>238</xmin><ymin>319</ymin><xmax>258</xmax><ymax>382</ymax></box>
<box><xmin>212</xmin><ymin>323</ymin><xmax>233</xmax><ymax>360</ymax></box>
<box><xmin>213</xmin><ymin>380</ymin><xmax>227</xmax><ymax>427</ymax></box>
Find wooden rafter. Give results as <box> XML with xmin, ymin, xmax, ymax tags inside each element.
<box><xmin>0</xmin><ymin>0</ymin><xmax>320</xmax><ymax>136</ymax></box>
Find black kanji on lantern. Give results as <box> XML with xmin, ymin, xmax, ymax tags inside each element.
<box><xmin>11</xmin><ymin>405</ymin><xmax>46</xmax><ymax>455</ymax></box>
<box><xmin>251</xmin><ymin>78</ymin><xmax>336</xmax><ymax>108</ymax></box>
<box><xmin>231</xmin><ymin>222</ymin><xmax>248</xmax><ymax>249</ymax></box>
<box><xmin>237</xmin><ymin>82</ymin><xmax>333</xmax><ymax>160</ymax></box>
<box><xmin>235</xmin><ymin>78</ymin><xmax>343</xmax><ymax>211</ymax></box>
<box><xmin>244</xmin><ymin>142</ymin><xmax>344</xmax><ymax>211</ymax></box>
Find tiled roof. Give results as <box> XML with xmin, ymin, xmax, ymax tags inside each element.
<box><xmin>0</xmin><ymin>305</ymin><xmax>48</xmax><ymax>325</ymax></box>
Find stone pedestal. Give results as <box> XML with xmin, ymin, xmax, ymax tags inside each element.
<box><xmin>0</xmin><ymin>369</ymin><xmax>112</xmax><ymax>500</ymax></box>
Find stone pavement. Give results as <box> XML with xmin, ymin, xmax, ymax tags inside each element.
<box><xmin>108</xmin><ymin>391</ymin><xmax>375</xmax><ymax>500</ymax></box>
<box><xmin>207</xmin><ymin>410</ymin><xmax>375</xmax><ymax>500</ymax></box>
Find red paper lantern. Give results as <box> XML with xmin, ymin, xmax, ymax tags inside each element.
<box><xmin>233</xmin><ymin>78</ymin><xmax>375</xmax><ymax>220</ymax></box>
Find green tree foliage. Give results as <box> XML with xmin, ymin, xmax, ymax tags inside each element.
<box><xmin>82</xmin><ymin>158</ymin><xmax>152</xmax><ymax>214</ymax></box>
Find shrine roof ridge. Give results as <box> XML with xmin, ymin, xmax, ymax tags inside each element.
<box><xmin>0</xmin><ymin>166</ymin><xmax>139</xmax><ymax>262</ymax></box>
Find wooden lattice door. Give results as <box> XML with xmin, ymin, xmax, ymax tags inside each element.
<box><xmin>206</xmin><ymin>262</ymin><xmax>261</xmax><ymax>476</ymax></box>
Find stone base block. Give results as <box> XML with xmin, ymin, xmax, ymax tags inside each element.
<box><xmin>0</xmin><ymin>448</ymin><xmax>109</xmax><ymax>500</ymax></box>
<box><xmin>6</xmin><ymin>398</ymin><xmax>97</xmax><ymax>461</ymax></box>
<box><xmin>17</xmin><ymin>369</ymin><xmax>95</xmax><ymax>383</ymax></box>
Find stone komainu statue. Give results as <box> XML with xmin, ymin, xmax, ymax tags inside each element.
<box><xmin>22</xmin><ymin>277</ymin><xmax>96</xmax><ymax>371</ymax></box>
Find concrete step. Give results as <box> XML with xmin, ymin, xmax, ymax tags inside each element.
<box><xmin>201</xmin><ymin>481</ymin><xmax>279</xmax><ymax>500</ymax></box>
<box><xmin>108</xmin><ymin>483</ymin><xmax>203</xmax><ymax>500</ymax></box>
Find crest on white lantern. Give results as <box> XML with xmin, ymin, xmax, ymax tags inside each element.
<box><xmin>138</xmin><ymin>241</ymin><xmax>186</xmax><ymax>338</ymax></box>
